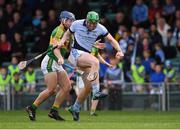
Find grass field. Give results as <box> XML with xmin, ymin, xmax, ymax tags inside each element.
<box><xmin>0</xmin><ymin>110</ymin><xmax>180</xmax><ymax>129</ymax></box>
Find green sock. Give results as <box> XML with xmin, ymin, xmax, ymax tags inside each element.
<box><xmin>52</xmin><ymin>106</ymin><xmax>59</xmax><ymax>111</ymax></box>
<box><xmin>31</xmin><ymin>104</ymin><xmax>37</xmax><ymax>110</ymax></box>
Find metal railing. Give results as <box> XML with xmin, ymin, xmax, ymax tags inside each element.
<box><xmin>0</xmin><ymin>82</ymin><xmax>180</xmax><ymax>111</ymax></box>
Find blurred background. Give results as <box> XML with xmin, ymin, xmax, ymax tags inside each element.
<box><xmin>0</xmin><ymin>0</ymin><xmax>180</xmax><ymax>111</ymax></box>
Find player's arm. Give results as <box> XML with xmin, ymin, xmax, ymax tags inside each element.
<box><xmin>105</xmin><ymin>33</ymin><xmax>124</xmax><ymax>58</ymax></box>
<box><xmin>97</xmin><ymin>53</ymin><xmax>113</xmax><ymax>68</ymax></box>
<box><xmin>105</xmin><ymin>34</ymin><xmax>123</xmax><ymax>53</ymax></box>
<box><xmin>58</xmin><ymin>30</ymin><xmax>72</xmax><ymax>48</ymax></box>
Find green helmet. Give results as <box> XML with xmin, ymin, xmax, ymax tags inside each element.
<box><xmin>86</xmin><ymin>11</ymin><xmax>99</xmax><ymax>23</ymax></box>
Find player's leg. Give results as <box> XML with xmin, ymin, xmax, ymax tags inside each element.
<box><xmin>77</xmin><ymin>52</ymin><xmax>99</xmax><ymax>81</ymax></box>
<box><xmin>26</xmin><ymin>72</ymin><xmax>57</xmax><ymax>121</ymax></box>
<box><xmin>68</xmin><ymin>68</ymin><xmax>92</xmax><ymax>121</ymax></box>
<box><xmin>90</xmin><ymin>100</ymin><xmax>99</xmax><ymax>116</ymax></box>
<box><xmin>48</xmin><ymin>70</ymin><xmax>71</xmax><ymax>121</ymax></box>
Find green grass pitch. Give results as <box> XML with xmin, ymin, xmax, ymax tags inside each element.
<box><xmin>0</xmin><ymin>110</ymin><xmax>180</xmax><ymax>129</ymax></box>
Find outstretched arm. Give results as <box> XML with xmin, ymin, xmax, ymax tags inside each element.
<box><xmin>97</xmin><ymin>53</ymin><xmax>113</xmax><ymax>68</ymax></box>
<box><xmin>105</xmin><ymin>33</ymin><xmax>124</xmax><ymax>59</ymax></box>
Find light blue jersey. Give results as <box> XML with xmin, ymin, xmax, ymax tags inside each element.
<box><xmin>69</xmin><ymin>19</ymin><xmax>108</xmax><ymax>52</ymax></box>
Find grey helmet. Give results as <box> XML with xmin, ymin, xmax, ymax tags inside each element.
<box><xmin>59</xmin><ymin>11</ymin><xmax>75</xmax><ymax>21</ymax></box>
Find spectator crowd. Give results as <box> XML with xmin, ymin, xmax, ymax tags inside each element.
<box><xmin>0</xmin><ymin>0</ymin><xmax>180</xmax><ymax>95</ymax></box>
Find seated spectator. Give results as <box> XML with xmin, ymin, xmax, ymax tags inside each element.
<box><xmin>132</xmin><ymin>0</ymin><xmax>149</xmax><ymax>28</ymax></box>
<box><xmin>0</xmin><ymin>8</ymin><xmax>7</xmax><ymax>33</ymax></box>
<box><xmin>0</xmin><ymin>33</ymin><xmax>11</xmax><ymax>62</ymax></box>
<box><xmin>114</xmin><ymin>25</ymin><xmax>127</xmax><ymax>42</ymax></box>
<box><xmin>149</xmin><ymin>24</ymin><xmax>162</xmax><ymax>47</ymax></box>
<box><xmin>25</xmin><ymin>65</ymin><xmax>36</xmax><ymax>94</ymax></box>
<box><xmin>118</xmin><ymin>31</ymin><xmax>129</xmax><ymax>53</ymax></box>
<box><xmin>164</xmin><ymin>29</ymin><xmax>177</xmax><ymax>59</ymax></box>
<box><xmin>162</xmin><ymin>0</ymin><xmax>176</xmax><ymax>26</ymax></box>
<box><xmin>12</xmin><ymin>11</ymin><xmax>23</xmax><ymax>32</ymax></box>
<box><xmin>150</xmin><ymin>64</ymin><xmax>165</xmax><ymax>94</ymax></box>
<box><xmin>11</xmin><ymin>32</ymin><xmax>26</xmax><ymax>58</ymax></box>
<box><xmin>157</xmin><ymin>17</ymin><xmax>170</xmax><ymax>47</ymax></box>
<box><xmin>130</xmin><ymin>25</ymin><xmax>139</xmax><ymax>42</ymax></box>
<box><xmin>33</xmin><ymin>19</ymin><xmax>49</xmax><ymax>53</ymax></box>
<box><xmin>148</xmin><ymin>0</ymin><xmax>163</xmax><ymax>24</ymax></box>
<box><xmin>173</xmin><ymin>19</ymin><xmax>180</xmax><ymax>43</ymax></box>
<box><xmin>47</xmin><ymin>9</ymin><xmax>58</xmax><ymax>32</ymax></box>
<box><xmin>111</xmin><ymin>11</ymin><xmax>126</xmax><ymax>36</ymax></box>
<box><xmin>32</xmin><ymin>9</ymin><xmax>43</xmax><ymax>28</ymax></box>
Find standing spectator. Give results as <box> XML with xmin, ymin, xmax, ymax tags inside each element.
<box><xmin>104</xmin><ymin>55</ymin><xmax>123</xmax><ymax>110</ymax></box>
<box><xmin>149</xmin><ymin>24</ymin><xmax>162</xmax><ymax>47</ymax></box>
<box><xmin>163</xmin><ymin>60</ymin><xmax>176</xmax><ymax>83</ymax></box>
<box><xmin>155</xmin><ymin>43</ymin><xmax>165</xmax><ymax>64</ymax></box>
<box><xmin>0</xmin><ymin>67</ymin><xmax>10</xmax><ymax>95</ymax></box>
<box><xmin>123</xmin><ymin>43</ymin><xmax>134</xmax><ymax>82</ymax></box>
<box><xmin>111</xmin><ymin>11</ymin><xmax>126</xmax><ymax>36</ymax></box>
<box><xmin>8</xmin><ymin>56</ymin><xmax>20</xmax><ymax>78</ymax></box>
<box><xmin>131</xmin><ymin>57</ymin><xmax>145</xmax><ymax>92</ymax></box>
<box><xmin>11</xmin><ymin>72</ymin><xmax>24</xmax><ymax>94</ymax></box>
<box><xmin>0</xmin><ymin>33</ymin><xmax>11</xmax><ymax>62</ymax></box>
<box><xmin>150</xmin><ymin>64</ymin><xmax>165</xmax><ymax>94</ymax></box>
<box><xmin>142</xmin><ymin>50</ymin><xmax>154</xmax><ymax>81</ymax></box>
<box><xmin>99</xmin><ymin>50</ymin><xmax>109</xmax><ymax>83</ymax></box>
<box><xmin>162</xmin><ymin>0</ymin><xmax>176</xmax><ymax>26</ymax></box>
<box><xmin>157</xmin><ymin>17</ymin><xmax>170</xmax><ymax>47</ymax></box>
<box><xmin>132</xmin><ymin>0</ymin><xmax>149</xmax><ymax>28</ymax></box>
<box><xmin>148</xmin><ymin>0</ymin><xmax>163</xmax><ymax>24</ymax></box>
<box><xmin>25</xmin><ymin>66</ymin><xmax>36</xmax><ymax>94</ymax></box>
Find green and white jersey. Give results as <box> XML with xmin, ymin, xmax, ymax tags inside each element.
<box><xmin>47</xmin><ymin>24</ymin><xmax>73</xmax><ymax>61</ymax></box>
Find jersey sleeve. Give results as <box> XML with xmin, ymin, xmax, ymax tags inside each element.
<box><xmin>99</xmin><ymin>24</ymin><xmax>109</xmax><ymax>37</ymax></box>
<box><xmin>50</xmin><ymin>27</ymin><xmax>64</xmax><ymax>45</ymax></box>
<box><xmin>69</xmin><ymin>21</ymin><xmax>77</xmax><ymax>33</ymax></box>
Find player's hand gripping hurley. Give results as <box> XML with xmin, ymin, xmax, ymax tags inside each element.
<box><xmin>18</xmin><ymin>46</ymin><xmax>58</xmax><ymax>70</ymax></box>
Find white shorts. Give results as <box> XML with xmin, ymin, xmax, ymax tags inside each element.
<box><xmin>41</xmin><ymin>55</ymin><xmax>65</xmax><ymax>75</ymax></box>
<box><xmin>68</xmin><ymin>48</ymin><xmax>86</xmax><ymax>66</ymax></box>
<box><xmin>76</xmin><ymin>76</ymin><xmax>85</xmax><ymax>89</ymax></box>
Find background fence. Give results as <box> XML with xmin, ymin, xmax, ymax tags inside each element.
<box><xmin>1</xmin><ymin>82</ymin><xmax>180</xmax><ymax>111</ymax></box>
